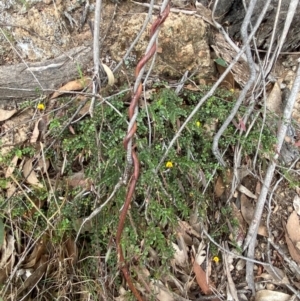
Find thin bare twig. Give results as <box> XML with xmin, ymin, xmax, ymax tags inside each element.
<box><xmin>244</xmin><ymin>58</ymin><xmax>300</xmax><ymax>293</ymax></box>
<box><xmin>89</xmin><ymin>0</ymin><xmax>102</xmax><ymax>116</ymax></box>
<box><xmin>212</xmin><ymin>0</ymin><xmax>271</xmax><ymax>167</ymax></box>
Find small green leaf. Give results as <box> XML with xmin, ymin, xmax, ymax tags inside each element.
<box><xmin>0</xmin><ymin>218</ymin><xmax>4</xmax><ymax>248</ymax></box>
<box><xmin>214</xmin><ymin>57</ymin><xmax>227</xmax><ymax>67</ymax></box>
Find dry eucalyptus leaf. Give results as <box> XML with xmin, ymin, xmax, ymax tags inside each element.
<box><xmin>172</xmin><ymin>242</ymin><xmax>188</xmax><ymax>268</ymax></box>
<box><xmin>30</xmin><ymin>118</ymin><xmax>42</xmax><ymax>143</ymax></box>
<box><xmin>193</xmin><ymin>261</ymin><xmax>211</xmax><ymax>295</ymax></box>
<box><xmin>211</xmin><ymin>33</ymin><xmax>249</xmax><ymax>87</ymax></box>
<box><xmin>37</xmin><ymin>158</ymin><xmax>49</xmax><ymax>174</ymax></box>
<box><xmin>214</xmin><ymin>175</ymin><xmax>225</xmax><ymax>198</ymax></box>
<box><xmin>229</xmin><ymin>202</ymin><xmax>246</xmax><ymax>247</ymax></box>
<box><xmin>102</xmin><ymin>63</ymin><xmax>115</xmax><ymax>86</ymax></box>
<box><xmin>214</xmin><ymin>57</ymin><xmax>235</xmax><ymax>89</ymax></box>
<box><xmin>115</xmin><ymin>287</ymin><xmax>130</xmax><ymax>301</ymax></box>
<box><xmin>23</xmin><ymin>238</ymin><xmax>46</xmax><ymax>269</ymax></box>
<box><xmin>66</xmin><ymin>171</ymin><xmax>92</xmax><ymax>190</ymax></box>
<box><xmin>255</xmin><ymin>289</ymin><xmax>291</xmax><ymax>301</ymax></box>
<box><xmin>240</xmin><ymin>194</ymin><xmax>254</xmax><ymax>225</ymax></box>
<box><xmin>266</xmin><ymin>81</ymin><xmax>282</xmax><ymax>114</ymax></box>
<box><xmin>0</xmin><ymin>234</ymin><xmax>15</xmax><ymax>284</ymax></box>
<box><xmin>293</xmin><ymin>195</ymin><xmax>300</xmax><ymax>215</ymax></box>
<box><xmin>240</xmin><ymin>194</ymin><xmax>267</xmax><ymax>237</ymax></box>
<box><xmin>23</xmin><ymin>159</ymin><xmax>43</xmax><ymax>188</ymax></box>
<box><xmin>286</xmin><ymin>211</ymin><xmax>300</xmax><ymax>242</ymax></box>
<box><xmin>177</xmin><ymin>219</ymin><xmax>201</xmax><ymax>240</ymax></box>
<box><xmin>235</xmin><ymin>259</ymin><xmax>245</xmax><ymax>271</ymax></box>
<box><xmin>284</xmin><ymin>218</ymin><xmax>300</xmax><ymax>264</ymax></box>
<box><xmin>50</xmin><ymin>77</ymin><xmax>92</xmax><ymax>99</ymax></box>
<box><xmin>0</xmin><ymin>109</ymin><xmax>17</xmax><ymax>122</ymax></box>
<box><xmin>150</xmin><ymin>281</ymin><xmax>174</xmax><ymax>301</ymax></box>
<box><xmin>16</xmin><ymin>255</ymin><xmax>48</xmax><ymax>298</ymax></box>
<box><xmin>0</xmin><ymin>234</ymin><xmax>14</xmax><ymax>269</ymax></box>
<box><xmin>64</xmin><ymin>237</ymin><xmax>78</xmax><ymax>265</ymax></box>
<box><xmin>6</xmin><ymin>182</ymin><xmax>17</xmax><ymax>199</ymax></box>
<box><xmin>195</xmin><ymin>240</ymin><xmax>206</xmax><ymax>266</ymax></box>
<box><xmin>238</xmin><ymin>184</ymin><xmax>257</xmax><ymax>199</ymax></box>
<box><xmin>285</xmin><ymin>232</ymin><xmax>300</xmax><ymax>264</ymax></box>
<box><xmin>262</xmin><ymin>265</ymin><xmax>289</xmax><ymax>284</ymax></box>
<box><xmin>190</xmin><ymin>210</ymin><xmax>201</xmax><ymax>233</ymax></box>
<box><xmin>203</xmin><ymin>118</ymin><xmax>218</xmax><ymax>137</ymax></box>
<box><xmin>5</xmin><ymin>155</ymin><xmax>18</xmax><ymax>178</ymax></box>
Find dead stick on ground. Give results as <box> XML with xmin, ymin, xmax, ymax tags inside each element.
<box><xmin>89</xmin><ymin>0</ymin><xmax>102</xmax><ymax>116</ymax></box>
<box><xmin>244</xmin><ymin>0</ymin><xmax>300</xmax><ymax>293</ymax></box>
<box><xmin>244</xmin><ymin>59</ymin><xmax>300</xmax><ymax>293</ymax></box>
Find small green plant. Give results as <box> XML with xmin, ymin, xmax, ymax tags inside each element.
<box><xmin>0</xmin><ymin>84</ymin><xmax>279</xmax><ymax>299</ymax></box>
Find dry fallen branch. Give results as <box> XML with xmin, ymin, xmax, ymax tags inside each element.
<box><xmin>0</xmin><ymin>45</ymin><xmax>92</xmax><ymax>102</ymax></box>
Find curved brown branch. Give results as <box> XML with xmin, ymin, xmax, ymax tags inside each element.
<box><xmin>116</xmin><ymin>2</ymin><xmax>170</xmax><ymax>300</ymax></box>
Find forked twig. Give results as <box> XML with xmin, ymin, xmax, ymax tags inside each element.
<box><xmin>212</xmin><ymin>0</ymin><xmax>271</xmax><ymax>167</ymax></box>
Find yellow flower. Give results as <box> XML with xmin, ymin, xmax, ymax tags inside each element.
<box><xmin>213</xmin><ymin>256</ymin><xmax>220</xmax><ymax>263</ymax></box>
<box><xmin>165</xmin><ymin>161</ymin><xmax>173</xmax><ymax>168</ymax></box>
<box><xmin>196</xmin><ymin>121</ymin><xmax>201</xmax><ymax>127</ymax></box>
<box><xmin>37</xmin><ymin>103</ymin><xmax>45</xmax><ymax>110</ymax></box>
<box><xmin>229</xmin><ymin>88</ymin><xmax>235</xmax><ymax>93</ymax></box>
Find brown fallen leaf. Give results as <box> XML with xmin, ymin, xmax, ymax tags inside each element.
<box><xmin>30</xmin><ymin>118</ymin><xmax>43</xmax><ymax>143</ymax></box>
<box><xmin>285</xmin><ymin>231</ymin><xmax>300</xmax><ymax>264</ymax></box>
<box><xmin>285</xmin><ymin>211</ymin><xmax>300</xmax><ymax>264</ymax></box>
<box><xmin>214</xmin><ymin>175</ymin><xmax>225</xmax><ymax>198</ymax></box>
<box><xmin>16</xmin><ymin>255</ymin><xmax>48</xmax><ymax>298</ymax></box>
<box><xmin>293</xmin><ymin>195</ymin><xmax>300</xmax><ymax>215</ymax></box>
<box><xmin>0</xmin><ymin>234</ymin><xmax>15</xmax><ymax>284</ymax></box>
<box><xmin>102</xmin><ymin>63</ymin><xmax>115</xmax><ymax>86</ymax></box>
<box><xmin>266</xmin><ymin>81</ymin><xmax>282</xmax><ymax>115</ymax></box>
<box><xmin>64</xmin><ymin>237</ymin><xmax>78</xmax><ymax>265</ymax></box>
<box><xmin>23</xmin><ymin>238</ymin><xmax>47</xmax><ymax>269</ymax></box>
<box><xmin>37</xmin><ymin>157</ymin><xmax>50</xmax><ymax>174</ymax></box>
<box><xmin>172</xmin><ymin>242</ymin><xmax>188</xmax><ymax>268</ymax></box>
<box><xmin>240</xmin><ymin>194</ymin><xmax>267</xmax><ymax>237</ymax></box>
<box><xmin>214</xmin><ymin>58</ymin><xmax>235</xmax><ymax>90</ymax></box>
<box><xmin>185</xmin><ymin>84</ymin><xmax>201</xmax><ymax>91</ymax></box>
<box><xmin>193</xmin><ymin>260</ymin><xmax>211</xmax><ymax>295</ymax></box>
<box><xmin>6</xmin><ymin>182</ymin><xmax>17</xmax><ymax>198</ymax></box>
<box><xmin>66</xmin><ymin>171</ymin><xmax>92</xmax><ymax>190</ymax></box>
<box><xmin>149</xmin><ymin>281</ymin><xmax>174</xmax><ymax>301</ymax></box>
<box><xmin>5</xmin><ymin>155</ymin><xmax>19</xmax><ymax>178</ymax></box>
<box><xmin>23</xmin><ymin>159</ymin><xmax>43</xmax><ymax>188</ymax></box>
<box><xmin>255</xmin><ymin>289</ymin><xmax>291</xmax><ymax>301</ymax></box>
<box><xmin>262</xmin><ymin>265</ymin><xmax>289</xmax><ymax>285</ymax></box>
<box><xmin>229</xmin><ymin>202</ymin><xmax>246</xmax><ymax>247</ymax></box>
<box><xmin>286</xmin><ymin>211</ymin><xmax>300</xmax><ymax>243</ymax></box>
<box><xmin>0</xmin><ymin>109</ymin><xmax>17</xmax><ymax>122</ymax></box>
<box><xmin>50</xmin><ymin>77</ymin><xmax>92</xmax><ymax>99</ymax></box>
<box><xmin>238</xmin><ymin>184</ymin><xmax>257</xmax><ymax>199</ymax></box>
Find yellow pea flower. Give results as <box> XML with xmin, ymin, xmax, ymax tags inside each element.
<box><xmin>37</xmin><ymin>103</ymin><xmax>45</xmax><ymax>110</ymax></box>
<box><xmin>213</xmin><ymin>256</ymin><xmax>220</xmax><ymax>263</ymax></box>
<box><xmin>165</xmin><ymin>161</ymin><xmax>173</xmax><ymax>168</ymax></box>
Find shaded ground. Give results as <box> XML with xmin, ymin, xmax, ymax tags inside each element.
<box><xmin>1</xmin><ymin>1</ymin><xmax>300</xmax><ymax>301</ymax></box>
